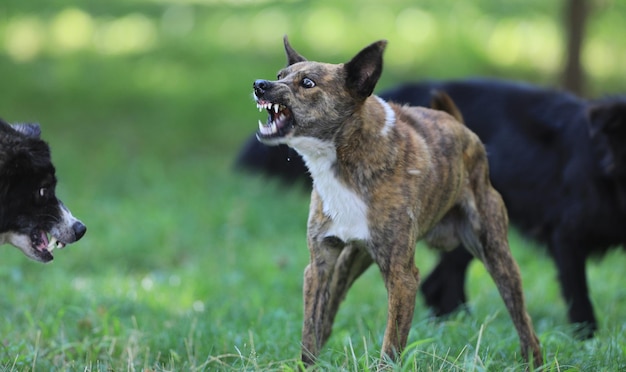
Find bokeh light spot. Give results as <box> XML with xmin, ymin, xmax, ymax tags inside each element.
<box><xmin>94</xmin><ymin>14</ymin><xmax>157</xmax><ymax>55</ymax></box>
<box><xmin>303</xmin><ymin>6</ymin><xmax>347</xmax><ymax>55</ymax></box>
<box><xmin>396</xmin><ymin>8</ymin><xmax>436</xmax><ymax>48</ymax></box>
<box><xmin>51</xmin><ymin>8</ymin><xmax>95</xmax><ymax>52</ymax></box>
<box><xmin>4</xmin><ymin>16</ymin><xmax>45</xmax><ymax>62</ymax></box>
<box><xmin>251</xmin><ymin>8</ymin><xmax>289</xmax><ymax>48</ymax></box>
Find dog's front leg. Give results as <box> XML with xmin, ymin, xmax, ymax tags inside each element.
<box><xmin>301</xmin><ymin>236</ymin><xmax>373</xmax><ymax>365</ymax></box>
<box><xmin>377</xmin><ymin>239</ymin><xmax>420</xmax><ymax>362</ymax></box>
<box><xmin>301</xmin><ymin>234</ymin><xmax>340</xmax><ymax>365</ymax></box>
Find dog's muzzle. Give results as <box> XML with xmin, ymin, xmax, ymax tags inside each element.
<box><xmin>253</xmin><ymin>79</ymin><xmax>271</xmax><ymax>98</ymax></box>
<box><xmin>253</xmin><ymin>79</ymin><xmax>294</xmax><ymax>141</ymax></box>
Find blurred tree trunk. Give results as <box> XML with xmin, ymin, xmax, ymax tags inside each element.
<box><xmin>562</xmin><ymin>0</ymin><xmax>590</xmax><ymax>96</ymax></box>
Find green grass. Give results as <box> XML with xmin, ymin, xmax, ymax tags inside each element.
<box><xmin>0</xmin><ymin>0</ymin><xmax>625</xmax><ymax>370</ymax></box>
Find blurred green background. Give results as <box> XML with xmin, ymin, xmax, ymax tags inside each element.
<box><xmin>0</xmin><ymin>0</ymin><xmax>625</xmax><ymax>370</ymax></box>
<box><xmin>1</xmin><ymin>0</ymin><xmax>624</xmax><ymax>175</ymax></box>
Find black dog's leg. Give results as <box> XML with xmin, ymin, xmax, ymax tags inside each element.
<box><xmin>552</xmin><ymin>238</ymin><xmax>596</xmax><ymax>338</ymax></box>
<box><xmin>421</xmin><ymin>247</ymin><xmax>473</xmax><ymax>316</ymax></box>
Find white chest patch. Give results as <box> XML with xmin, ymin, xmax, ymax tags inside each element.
<box><xmin>288</xmin><ymin>136</ymin><xmax>370</xmax><ymax>242</ymax></box>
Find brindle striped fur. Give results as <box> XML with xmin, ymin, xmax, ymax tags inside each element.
<box><xmin>253</xmin><ymin>37</ymin><xmax>542</xmax><ymax>368</ymax></box>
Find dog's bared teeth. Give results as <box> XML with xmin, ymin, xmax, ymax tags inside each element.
<box><xmin>256</xmin><ymin>101</ymin><xmax>287</xmax><ymax>136</ymax></box>
<box><xmin>259</xmin><ymin>120</ymin><xmax>274</xmax><ymax>136</ymax></box>
<box><xmin>47</xmin><ymin>236</ymin><xmax>58</xmax><ymax>251</ymax></box>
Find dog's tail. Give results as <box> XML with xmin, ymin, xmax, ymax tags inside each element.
<box><xmin>430</xmin><ymin>90</ymin><xmax>464</xmax><ymax>124</ymax></box>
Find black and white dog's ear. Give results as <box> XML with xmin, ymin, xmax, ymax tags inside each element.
<box><xmin>12</xmin><ymin>123</ymin><xmax>42</xmax><ymax>138</ymax></box>
<box><xmin>344</xmin><ymin>40</ymin><xmax>387</xmax><ymax>100</ymax></box>
<box><xmin>284</xmin><ymin>35</ymin><xmax>307</xmax><ymax>66</ymax></box>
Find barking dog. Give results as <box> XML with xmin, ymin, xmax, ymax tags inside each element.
<box><xmin>252</xmin><ymin>38</ymin><xmax>542</xmax><ymax>367</ymax></box>
<box><xmin>0</xmin><ymin>119</ymin><xmax>86</xmax><ymax>262</ymax></box>
<box><xmin>237</xmin><ymin>78</ymin><xmax>626</xmax><ymax>338</ymax></box>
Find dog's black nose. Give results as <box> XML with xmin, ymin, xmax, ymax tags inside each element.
<box><xmin>254</xmin><ymin>80</ymin><xmax>270</xmax><ymax>97</ymax></box>
<box><xmin>73</xmin><ymin>221</ymin><xmax>87</xmax><ymax>241</ymax></box>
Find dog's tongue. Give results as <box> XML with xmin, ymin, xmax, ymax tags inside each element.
<box><xmin>37</xmin><ymin>231</ymin><xmax>49</xmax><ymax>251</ymax></box>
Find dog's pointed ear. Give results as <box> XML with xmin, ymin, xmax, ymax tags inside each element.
<box><xmin>344</xmin><ymin>40</ymin><xmax>387</xmax><ymax>100</ymax></box>
<box><xmin>284</xmin><ymin>36</ymin><xmax>307</xmax><ymax>66</ymax></box>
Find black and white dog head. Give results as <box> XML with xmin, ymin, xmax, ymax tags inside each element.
<box><xmin>0</xmin><ymin>119</ymin><xmax>86</xmax><ymax>263</ymax></box>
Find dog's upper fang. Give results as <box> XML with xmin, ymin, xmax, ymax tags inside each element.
<box><xmin>46</xmin><ymin>236</ymin><xmax>64</xmax><ymax>250</ymax></box>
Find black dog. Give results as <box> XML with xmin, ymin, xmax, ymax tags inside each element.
<box><xmin>0</xmin><ymin>119</ymin><xmax>86</xmax><ymax>262</ymax></box>
<box><xmin>235</xmin><ymin>78</ymin><xmax>626</xmax><ymax>337</ymax></box>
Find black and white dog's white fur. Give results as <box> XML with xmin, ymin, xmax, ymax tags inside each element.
<box><xmin>0</xmin><ymin>119</ymin><xmax>86</xmax><ymax>262</ymax></box>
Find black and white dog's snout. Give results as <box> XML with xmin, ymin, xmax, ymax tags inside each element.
<box><xmin>55</xmin><ymin>202</ymin><xmax>86</xmax><ymax>244</ymax></box>
<box><xmin>72</xmin><ymin>220</ymin><xmax>87</xmax><ymax>241</ymax></box>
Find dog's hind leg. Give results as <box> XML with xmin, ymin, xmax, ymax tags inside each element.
<box><xmin>551</xmin><ymin>237</ymin><xmax>596</xmax><ymax>338</ymax></box>
<box><xmin>301</xmin><ymin>238</ymin><xmax>373</xmax><ymax>365</ymax></box>
<box><xmin>466</xmin><ymin>186</ymin><xmax>543</xmax><ymax>367</ymax></box>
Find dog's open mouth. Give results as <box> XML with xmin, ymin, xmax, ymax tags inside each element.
<box><xmin>33</xmin><ymin>231</ymin><xmax>66</xmax><ymax>260</ymax></box>
<box><xmin>37</xmin><ymin>231</ymin><xmax>66</xmax><ymax>251</ymax></box>
<box><xmin>256</xmin><ymin>99</ymin><xmax>294</xmax><ymax>139</ymax></box>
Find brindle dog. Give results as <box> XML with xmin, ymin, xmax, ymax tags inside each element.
<box><xmin>252</xmin><ymin>37</ymin><xmax>542</xmax><ymax>367</ymax></box>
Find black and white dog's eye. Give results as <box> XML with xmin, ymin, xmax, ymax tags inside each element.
<box><xmin>38</xmin><ymin>188</ymin><xmax>46</xmax><ymax>197</ymax></box>
<box><xmin>301</xmin><ymin>78</ymin><xmax>316</xmax><ymax>88</ymax></box>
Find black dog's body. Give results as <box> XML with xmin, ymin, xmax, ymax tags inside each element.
<box><xmin>0</xmin><ymin>119</ymin><xmax>86</xmax><ymax>262</ymax></box>
<box><xmin>236</xmin><ymin>78</ymin><xmax>626</xmax><ymax>335</ymax></box>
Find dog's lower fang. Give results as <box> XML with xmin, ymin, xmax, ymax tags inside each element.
<box><xmin>254</xmin><ymin>99</ymin><xmax>292</xmax><ymax>138</ymax></box>
<box><xmin>258</xmin><ymin>120</ymin><xmax>278</xmax><ymax>136</ymax></box>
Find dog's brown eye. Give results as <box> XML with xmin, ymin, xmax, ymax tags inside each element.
<box><xmin>301</xmin><ymin>78</ymin><xmax>315</xmax><ymax>88</ymax></box>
